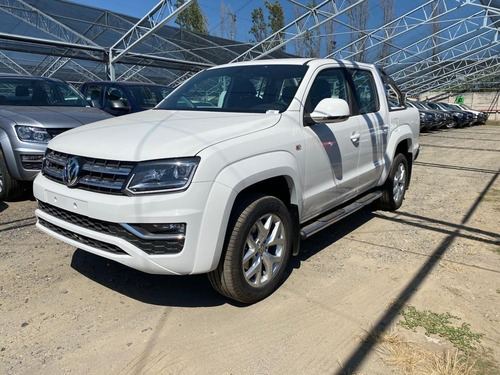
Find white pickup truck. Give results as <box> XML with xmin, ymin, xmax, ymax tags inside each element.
<box><xmin>34</xmin><ymin>58</ymin><xmax>419</xmax><ymax>303</ymax></box>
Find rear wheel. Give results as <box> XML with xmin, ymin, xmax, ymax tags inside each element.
<box><xmin>208</xmin><ymin>194</ymin><xmax>292</xmax><ymax>304</ymax></box>
<box><xmin>0</xmin><ymin>150</ymin><xmax>24</xmax><ymax>201</ymax></box>
<box><xmin>378</xmin><ymin>153</ymin><xmax>408</xmax><ymax>211</ymax></box>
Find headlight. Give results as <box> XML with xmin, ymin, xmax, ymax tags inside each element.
<box><xmin>124</xmin><ymin>157</ymin><xmax>200</xmax><ymax>195</ymax></box>
<box><xmin>15</xmin><ymin>126</ymin><xmax>51</xmax><ymax>143</ymax></box>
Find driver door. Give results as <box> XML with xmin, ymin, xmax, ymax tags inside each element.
<box><xmin>301</xmin><ymin>68</ymin><xmax>361</xmax><ymax>220</ymax></box>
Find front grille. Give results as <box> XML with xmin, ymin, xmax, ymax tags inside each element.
<box><xmin>38</xmin><ymin>201</ymin><xmax>185</xmax><ymax>255</ymax></box>
<box><xmin>38</xmin><ymin>218</ymin><xmax>127</xmax><ymax>255</ymax></box>
<box><xmin>46</xmin><ymin>128</ymin><xmax>71</xmax><ymax>138</ymax></box>
<box><xmin>42</xmin><ymin>149</ymin><xmax>136</xmax><ymax>195</ymax></box>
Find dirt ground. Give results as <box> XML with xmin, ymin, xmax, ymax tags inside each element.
<box><xmin>1</xmin><ymin>124</ymin><xmax>499</xmax><ymax>375</ymax></box>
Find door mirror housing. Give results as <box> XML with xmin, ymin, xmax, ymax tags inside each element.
<box><xmin>310</xmin><ymin>98</ymin><xmax>350</xmax><ymax>123</ymax></box>
<box><xmin>109</xmin><ymin>99</ymin><xmax>131</xmax><ymax>112</ymax></box>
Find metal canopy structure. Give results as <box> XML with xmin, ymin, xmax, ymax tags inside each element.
<box><xmin>0</xmin><ymin>0</ymin><xmax>498</xmax><ymax>97</ymax></box>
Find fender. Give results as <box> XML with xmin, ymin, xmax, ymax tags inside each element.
<box><xmin>377</xmin><ymin>123</ymin><xmax>416</xmax><ymax>186</ymax></box>
<box><xmin>0</xmin><ymin>129</ymin><xmax>22</xmax><ymax>180</ymax></box>
<box><xmin>192</xmin><ymin>151</ymin><xmax>303</xmax><ymax>273</ymax></box>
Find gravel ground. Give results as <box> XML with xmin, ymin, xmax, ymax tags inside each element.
<box><xmin>1</xmin><ymin>124</ymin><xmax>499</xmax><ymax>375</ymax></box>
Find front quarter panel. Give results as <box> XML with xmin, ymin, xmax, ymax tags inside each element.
<box><xmin>192</xmin><ymin>151</ymin><xmax>303</xmax><ymax>273</ymax></box>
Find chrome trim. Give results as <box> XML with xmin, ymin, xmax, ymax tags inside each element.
<box><xmin>82</xmin><ymin>164</ymin><xmax>132</xmax><ymax>176</ymax></box>
<box><xmin>120</xmin><ymin>223</ymin><xmax>186</xmax><ymax>241</ymax></box>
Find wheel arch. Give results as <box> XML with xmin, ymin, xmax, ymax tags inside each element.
<box><xmin>378</xmin><ymin>126</ymin><xmax>415</xmax><ymax>187</ymax></box>
<box><xmin>195</xmin><ymin>152</ymin><xmax>303</xmax><ymax>273</ymax></box>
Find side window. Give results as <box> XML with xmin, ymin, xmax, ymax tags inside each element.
<box><xmin>348</xmin><ymin>69</ymin><xmax>379</xmax><ymax>114</ymax></box>
<box><xmin>84</xmin><ymin>84</ymin><xmax>102</xmax><ymax>102</ymax></box>
<box><xmin>305</xmin><ymin>69</ymin><xmax>349</xmax><ymax>113</ymax></box>
<box><xmin>380</xmin><ymin>70</ymin><xmax>406</xmax><ymax>111</ymax></box>
<box><xmin>384</xmin><ymin>83</ymin><xmax>405</xmax><ymax>111</ymax></box>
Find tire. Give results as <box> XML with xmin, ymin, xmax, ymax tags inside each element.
<box><xmin>208</xmin><ymin>194</ymin><xmax>292</xmax><ymax>304</ymax></box>
<box><xmin>377</xmin><ymin>153</ymin><xmax>409</xmax><ymax>211</ymax></box>
<box><xmin>0</xmin><ymin>149</ymin><xmax>25</xmax><ymax>201</ymax></box>
<box><xmin>446</xmin><ymin>119</ymin><xmax>458</xmax><ymax>129</ymax></box>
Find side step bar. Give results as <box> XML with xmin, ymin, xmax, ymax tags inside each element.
<box><xmin>299</xmin><ymin>190</ymin><xmax>382</xmax><ymax>240</ymax></box>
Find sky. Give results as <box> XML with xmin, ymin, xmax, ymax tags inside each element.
<box><xmin>68</xmin><ymin>0</ymin><xmax>270</xmax><ymax>42</ymax></box>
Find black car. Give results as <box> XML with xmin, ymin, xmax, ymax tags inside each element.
<box><xmin>407</xmin><ymin>101</ymin><xmax>437</xmax><ymax>131</ymax></box>
<box><xmin>81</xmin><ymin>81</ymin><xmax>173</xmax><ymax>116</ymax></box>
<box><xmin>417</xmin><ymin>101</ymin><xmax>454</xmax><ymax>129</ymax></box>
<box><xmin>424</xmin><ymin>101</ymin><xmax>471</xmax><ymax>128</ymax></box>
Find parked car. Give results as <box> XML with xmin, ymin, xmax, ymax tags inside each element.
<box><xmin>0</xmin><ymin>74</ymin><xmax>112</xmax><ymax>200</ymax></box>
<box><xmin>424</xmin><ymin>101</ymin><xmax>471</xmax><ymax>128</ymax></box>
<box><xmin>34</xmin><ymin>58</ymin><xmax>419</xmax><ymax>303</ymax></box>
<box><xmin>407</xmin><ymin>101</ymin><xmax>439</xmax><ymax>131</ymax></box>
<box><xmin>454</xmin><ymin>103</ymin><xmax>488</xmax><ymax>125</ymax></box>
<box><xmin>81</xmin><ymin>81</ymin><xmax>173</xmax><ymax>116</ymax></box>
<box><xmin>417</xmin><ymin>101</ymin><xmax>454</xmax><ymax>129</ymax></box>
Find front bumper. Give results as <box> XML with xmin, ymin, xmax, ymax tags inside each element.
<box><xmin>33</xmin><ymin>173</ymin><xmax>231</xmax><ymax>275</ymax></box>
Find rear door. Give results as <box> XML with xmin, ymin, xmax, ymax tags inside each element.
<box><xmin>347</xmin><ymin>68</ymin><xmax>385</xmax><ymax>192</ymax></box>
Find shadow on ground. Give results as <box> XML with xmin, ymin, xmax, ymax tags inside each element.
<box><xmin>71</xmin><ymin>207</ymin><xmax>378</xmax><ymax>309</ymax></box>
<box><xmin>71</xmin><ymin>250</ymin><xmax>227</xmax><ymax>308</ymax></box>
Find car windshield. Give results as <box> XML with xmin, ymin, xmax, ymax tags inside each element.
<box><xmin>0</xmin><ymin>78</ymin><xmax>89</xmax><ymax>107</ymax></box>
<box><xmin>438</xmin><ymin>102</ymin><xmax>454</xmax><ymax>110</ymax></box>
<box><xmin>127</xmin><ymin>85</ymin><xmax>173</xmax><ymax>108</ymax></box>
<box><xmin>419</xmin><ymin>102</ymin><xmax>433</xmax><ymax>110</ymax></box>
<box><xmin>448</xmin><ymin>104</ymin><xmax>462</xmax><ymax>111</ymax></box>
<box><xmin>427</xmin><ymin>102</ymin><xmax>444</xmax><ymax>110</ymax></box>
<box><xmin>411</xmin><ymin>102</ymin><xmax>426</xmax><ymax>110</ymax></box>
<box><xmin>157</xmin><ymin>64</ymin><xmax>308</xmax><ymax>113</ymax></box>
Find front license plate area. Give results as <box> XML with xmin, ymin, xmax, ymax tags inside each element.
<box><xmin>46</xmin><ymin>191</ymin><xmax>89</xmax><ymax>216</ymax></box>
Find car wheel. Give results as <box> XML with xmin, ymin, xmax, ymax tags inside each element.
<box><xmin>208</xmin><ymin>194</ymin><xmax>292</xmax><ymax>304</ymax></box>
<box><xmin>446</xmin><ymin>119</ymin><xmax>458</xmax><ymax>129</ymax></box>
<box><xmin>0</xmin><ymin>149</ymin><xmax>24</xmax><ymax>201</ymax></box>
<box><xmin>378</xmin><ymin>153</ymin><xmax>408</xmax><ymax>211</ymax></box>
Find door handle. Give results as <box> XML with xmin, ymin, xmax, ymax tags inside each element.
<box><xmin>350</xmin><ymin>132</ymin><xmax>360</xmax><ymax>142</ymax></box>
<box><xmin>382</xmin><ymin>125</ymin><xmax>389</xmax><ymax>133</ymax></box>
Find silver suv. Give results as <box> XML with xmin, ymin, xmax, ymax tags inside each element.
<box><xmin>0</xmin><ymin>75</ymin><xmax>112</xmax><ymax>200</ymax></box>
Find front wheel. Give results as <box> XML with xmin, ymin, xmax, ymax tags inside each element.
<box><xmin>377</xmin><ymin>153</ymin><xmax>409</xmax><ymax>211</ymax></box>
<box><xmin>208</xmin><ymin>194</ymin><xmax>292</xmax><ymax>304</ymax></box>
<box><xmin>0</xmin><ymin>149</ymin><xmax>24</xmax><ymax>201</ymax></box>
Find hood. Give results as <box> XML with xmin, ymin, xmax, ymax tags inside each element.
<box><xmin>48</xmin><ymin>110</ymin><xmax>281</xmax><ymax>161</ymax></box>
<box><xmin>0</xmin><ymin>106</ymin><xmax>112</xmax><ymax>128</ymax></box>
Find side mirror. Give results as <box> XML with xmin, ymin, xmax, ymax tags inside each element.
<box><xmin>89</xmin><ymin>99</ymin><xmax>102</xmax><ymax>108</ymax></box>
<box><xmin>109</xmin><ymin>99</ymin><xmax>130</xmax><ymax>112</ymax></box>
<box><xmin>310</xmin><ymin>98</ymin><xmax>350</xmax><ymax>123</ymax></box>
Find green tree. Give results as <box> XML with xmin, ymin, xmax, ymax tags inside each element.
<box><xmin>249</xmin><ymin>7</ymin><xmax>268</xmax><ymax>42</ymax></box>
<box><xmin>265</xmin><ymin>0</ymin><xmax>284</xmax><ymax>35</ymax></box>
<box><xmin>249</xmin><ymin>1</ymin><xmax>285</xmax><ymax>50</ymax></box>
<box><xmin>174</xmin><ymin>0</ymin><xmax>209</xmax><ymax>34</ymax></box>
<box><xmin>265</xmin><ymin>0</ymin><xmax>285</xmax><ymax>51</ymax></box>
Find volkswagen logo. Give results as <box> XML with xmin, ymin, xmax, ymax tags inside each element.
<box><xmin>62</xmin><ymin>157</ymin><xmax>83</xmax><ymax>187</ymax></box>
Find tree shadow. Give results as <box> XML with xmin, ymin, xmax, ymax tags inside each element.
<box><xmin>333</xmin><ymin>170</ymin><xmax>499</xmax><ymax>375</ymax></box>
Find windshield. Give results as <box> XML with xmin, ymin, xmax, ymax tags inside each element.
<box><xmin>0</xmin><ymin>78</ymin><xmax>89</xmax><ymax>107</ymax></box>
<box><xmin>438</xmin><ymin>102</ymin><xmax>454</xmax><ymax>110</ymax></box>
<box><xmin>157</xmin><ymin>64</ymin><xmax>308</xmax><ymax>113</ymax></box>
<box><xmin>128</xmin><ymin>85</ymin><xmax>173</xmax><ymax>108</ymax></box>
<box><xmin>426</xmin><ymin>102</ymin><xmax>444</xmax><ymax>110</ymax></box>
<box><xmin>410</xmin><ymin>101</ymin><xmax>426</xmax><ymax>110</ymax></box>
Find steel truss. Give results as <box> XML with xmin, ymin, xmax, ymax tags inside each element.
<box><xmin>0</xmin><ymin>0</ymin><xmax>498</xmax><ymax>95</ymax></box>
<box><xmin>239</xmin><ymin>0</ymin><xmax>500</xmax><ymax>95</ymax></box>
